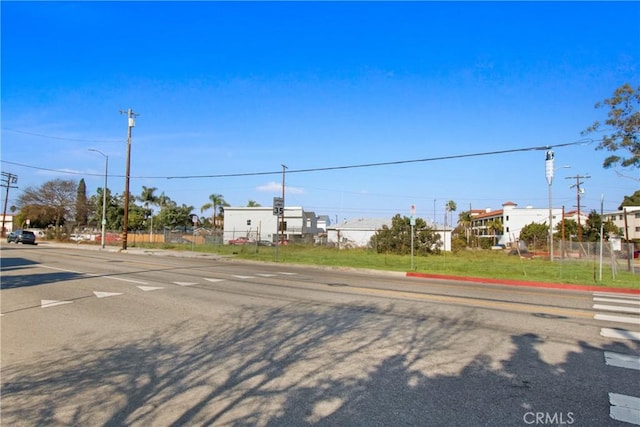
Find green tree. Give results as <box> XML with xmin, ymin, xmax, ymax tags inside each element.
<box><xmin>158</xmin><ymin>203</ymin><xmax>195</xmax><ymax>231</ymax></box>
<box><xmin>138</xmin><ymin>186</ymin><xmax>159</xmax><ymax>233</ymax></box>
<box><xmin>17</xmin><ymin>179</ymin><xmax>77</xmax><ymax>238</ymax></box>
<box><xmin>247</xmin><ymin>200</ymin><xmax>261</xmax><ymax>207</ymax></box>
<box><xmin>445</xmin><ymin>200</ymin><xmax>457</xmax><ymax>228</ymax></box>
<box><xmin>75</xmin><ymin>178</ymin><xmax>89</xmax><ymax>227</ymax></box>
<box><xmin>486</xmin><ymin>218</ymin><xmax>503</xmax><ymax>245</ymax></box>
<box><xmin>88</xmin><ymin>187</ymin><xmax>119</xmax><ymax>230</ymax></box>
<box><xmin>457</xmin><ymin>210</ymin><xmax>473</xmax><ymax>247</ymax></box>
<box><xmin>584</xmin><ymin>210</ymin><xmax>621</xmax><ymax>241</ymax></box>
<box><xmin>519</xmin><ymin>222</ymin><xmax>548</xmax><ymax>250</ymax></box>
<box><xmin>371</xmin><ymin>214</ymin><xmax>440</xmax><ymax>256</ymax></box>
<box><xmin>555</xmin><ymin>218</ymin><xmax>584</xmax><ymax>239</ymax></box>
<box><xmin>582</xmin><ymin>83</ymin><xmax>640</xmax><ymax>170</ymax></box>
<box><xmin>201</xmin><ymin>193</ymin><xmax>228</xmax><ymax>230</ymax></box>
<box><xmin>619</xmin><ymin>190</ymin><xmax>640</xmax><ymax>209</ymax></box>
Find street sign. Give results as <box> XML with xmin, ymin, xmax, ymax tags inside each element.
<box><xmin>273</xmin><ymin>197</ymin><xmax>284</xmax><ymax>216</ymax></box>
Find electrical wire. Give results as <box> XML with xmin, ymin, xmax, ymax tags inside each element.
<box><xmin>1</xmin><ymin>127</ymin><xmax>123</xmax><ymax>143</ymax></box>
<box><xmin>1</xmin><ymin>139</ymin><xmax>595</xmax><ymax>180</ymax></box>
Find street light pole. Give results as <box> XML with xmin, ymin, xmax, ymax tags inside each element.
<box><xmin>545</xmin><ymin>151</ymin><xmax>571</xmax><ymax>262</ymax></box>
<box><xmin>89</xmin><ymin>149</ymin><xmax>108</xmax><ymax>249</ymax></box>
<box><xmin>545</xmin><ymin>150</ymin><xmax>555</xmax><ymax>262</ymax></box>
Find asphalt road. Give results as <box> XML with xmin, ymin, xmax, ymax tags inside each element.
<box><xmin>1</xmin><ymin>243</ymin><xmax>639</xmax><ymax>426</ymax></box>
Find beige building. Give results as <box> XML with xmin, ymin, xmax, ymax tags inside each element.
<box><xmin>603</xmin><ymin>206</ymin><xmax>640</xmax><ymax>241</ymax></box>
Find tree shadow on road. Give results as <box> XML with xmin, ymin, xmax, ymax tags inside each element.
<box><xmin>2</xmin><ymin>301</ymin><xmax>638</xmax><ymax>426</ymax></box>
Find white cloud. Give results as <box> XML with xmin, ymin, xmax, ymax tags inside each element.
<box><xmin>257</xmin><ymin>181</ymin><xmax>304</xmax><ymax>195</ymax></box>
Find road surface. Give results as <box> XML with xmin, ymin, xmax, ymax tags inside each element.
<box><xmin>1</xmin><ymin>243</ymin><xmax>639</xmax><ymax>426</ymax></box>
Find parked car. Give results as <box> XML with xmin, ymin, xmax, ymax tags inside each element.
<box><xmin>228</xmin><ymin>236</ymin><xmax>251</xmax><ymax>245</ymax></box>
<box><xmin>7</xmin><ymin>230</ymin><xmax>37</xmax><ymax>245</ymax></box>
<box><xmin>257</xmin><ymin>240</ymin><xmax>273</xmax><ymax>246</ymax></box>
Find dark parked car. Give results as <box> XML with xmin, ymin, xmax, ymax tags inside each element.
<box><xmin>7</xmin><ymin>230</ymin><xmax>37</xmax><ymax>245</ymax></box>
<box><xmin>257</xmin><ymin>240</ymin><xmax>273</xmax><ymax>246</ymax></box>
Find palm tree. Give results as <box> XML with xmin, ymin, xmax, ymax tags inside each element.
<box><xmin>138</xmin><ymin>186</ymin><xmax>158</xmax><ymax>239</ymax></box>
<box><xmin>201</xmin><ymin>193</ymin><xmax>227</xmax><ymax>230</ymax></box>
<box><xmin>486</xmin><ymin>218</ymin><xmax>504</xmax><ymax>245</ymax></box>
<box><xmin>247</xmin><ymin>200</ymin><xmax>261</xmax><ymax>207</ymax></box>
<box><xmin>445</xmin><ymin>200</ymin><xmax>457</xmax><ymax>228</ymax></box>
<box><xmin>458</xmin><ymin>210</ymin><xmax>473</xmax><ymax>246</ymax></box>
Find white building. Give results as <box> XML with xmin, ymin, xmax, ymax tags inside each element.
<box><xmin>223</xmin><ymin>206</ymin><xmax>320</xmax><ymax>244</ymax></box>
<box><xmin>470</xmin><ymin>201</ymin><xmax>563</xmax><ymax>246</ymax></box>
<box><xmin>1</xmin><ymin>214</ymin><xmax>14</xmax><ymax>235</ymax></box>
<box><xmin>327</xmin><ymin>217</ymin><xmax>452</xmax><ymax>251</ymax></box>
<box><xmin>603</xmin><ymin>206</ymin><xmax>640</xmax><ymax>240</ymax></box>
<box><xmin>327</xmin><ymin>218</ymin><xmax>391</xmax><ymax>248</ymax></box>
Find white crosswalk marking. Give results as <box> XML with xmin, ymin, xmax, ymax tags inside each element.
<box><xmin>604</xmin><ymin>352</ymin><xmax>640</xmax><ymax>371</ymax></box>
<box><xmin>600</xmin><ymin>327</ymin><xmax>640</xmax><ymax>341</ymax></box>
<box><xmin>232</xmin><ymin>275</ymin><xmax>255</xmax><ymax>279</ymax></box>
<box><xmin>594</xmin><ymin>297</ymin><xmax>640</xmax><ymax>306</ymax></box>
<box><xmin>204</xmin><ymin>278</ymin><xmax>225</xmax><ymax>283</ymax></box>
<box><xmin>609</xmin><ymin>393</ymin><xmax>640</xmax><ymax>425</ymax></box>
<box><xmin>595</xmin><ymin>314</ymin><xmax>640</xmax><ymax>325</ymax></box>
<box><xmin>595</xmin><ymin>293</ymin><xmax>640</xmax><ymax>425</ymax></box>
<box><xmin>594</xmin><ymin>304</ymin><xmax>640</xmax><ymax>314</ymax></box>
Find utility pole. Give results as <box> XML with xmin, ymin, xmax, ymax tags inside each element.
<box><xmin>545</xmin><ymin>150</ymin><xmax>555</xmax><ymax>261</ymax></box>
<box><xmin>280</xmin><ymin>164</ymin><xmax>287</xmax><ymax>244</ymax></box>
<box><xmin>566</xmin><ymin>174</ymin><xmax>590</xmax><ymax>242</ymax></box>
<box><xmin>119</xmin><ymin>108</ymin><xmax>139</xmax><ymax>250</ymax></box>
<box><xmin>1</xmin><ymin>172</ymin><xmax>18</xmax><ymax>237</ymax></box>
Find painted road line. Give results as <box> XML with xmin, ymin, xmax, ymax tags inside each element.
<box><xmin>41</xmin><ymin>299</ymin><xmax>73</xmax><ymax>308</ymax></box>
<box><xmin>256</xmin><ymin>274</ymin><xmax>277</xmax><ymax>277</ymax></box>
<box><xmin>594</xmin><ymin>297</ymin><xmax>640</xmax><ymax>306</ymax></box>
<box><xmin>594</xmin><ymin>292</ymin><xmax>640</xmax><ymax>299</ymax></box>
<box><xmin>41</xmin><ymin>265</ymin><xmax>148</xmax><ymax>284</ymax></box>
<box><xmin>609</xmin><ymin>393</ymin><xmax>640</xmax><ymax>425</ymax></box>
<box><xmin>604</xmin><ymin>352</ymin><xmax>640</xmax><ymax>371</ymax></box>
<box><xmin>137</xmin><ymin>286</ymin><xmax>164</xmax><ymax>292</ymax></box>
<box><xmin>204</xmin><ymin>278</ymin><xmax>225</xmax><ymax>283</ymax></box>
<box><xmin>232</xmin><ymin>275</ymin><xmax>255</xmax><ymax>279</ymax></box>
<box><xmin>601</xmin><ymin>328</ymin><xmax>640</xmax><ymax>342</ymax></box>
<box><xmin>594</xmin><ymin>304</ymin><xmax>640</xmax><ymax>314</ymax></box>
<box><xmin>93</xmin><ymin>291</ymin><xmax>123</xmax><ymax>298</ymax></box>
<box><xmin>595</xmin><ymin>314</ymin><xmax>640</xmax><ymax>325</ymax></box>
<box><xmin>173</xmin><ymin>282</ymin><xmax>198</xmax><ymax>286</ymax></box>
<box><xmin>278</xmin><ymin>272</ymin><xmax>297</xmax><ymax>275</ymax></box>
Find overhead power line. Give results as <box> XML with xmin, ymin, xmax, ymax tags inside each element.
<box><xmin>1</xmin><ymin>139</ymin><xmax>595</xmax><ymax>180</ymax></box>
<box><xmin>1</xmin><ymin>127</ymin><xmax>123</xmax><ymax>143</ymax></box>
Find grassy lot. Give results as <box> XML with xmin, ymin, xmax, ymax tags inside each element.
<box><xmin>131</xmin><ymin>242</ymin><xmax>640</xmax><ymax>290</ymax></box>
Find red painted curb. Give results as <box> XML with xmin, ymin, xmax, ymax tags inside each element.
<box><xmin>406</xmin><ymin>272</ymin><xmax>640</xmax><ymax>295</ymax></box>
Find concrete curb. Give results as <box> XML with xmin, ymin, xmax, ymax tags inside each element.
<box><xmin>406</xmin><ymin>272</ymin><xmax>640</xmax><ymax>295</ymax></box>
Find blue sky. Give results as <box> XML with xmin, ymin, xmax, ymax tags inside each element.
<box><xmin>2</xmin><ymin>1</ymin><xmax>639</xmax><ymax>224</ymax></box>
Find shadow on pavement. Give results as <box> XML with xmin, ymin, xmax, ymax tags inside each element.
<box><xmin>2</xmin><ymin>302</ymin><xmax>638</xmax><ymax>426</ymax></box>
